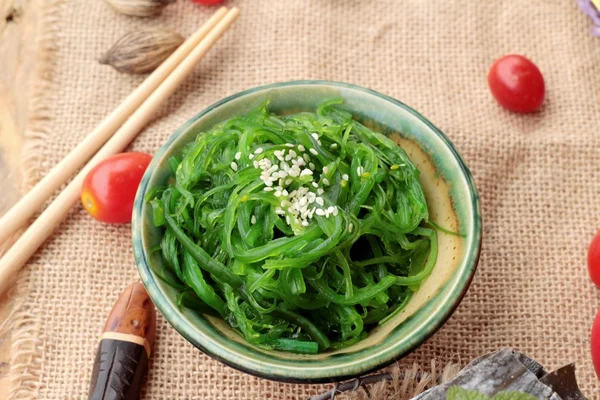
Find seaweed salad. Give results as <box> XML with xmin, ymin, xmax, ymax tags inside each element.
<box><xmin>148</xmin><ymin>100</ymin><xmax>437</xmax><ymax>354</ymax></box>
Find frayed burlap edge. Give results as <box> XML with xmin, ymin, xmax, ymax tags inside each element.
<box><xmin>6</xmin><ymin>0</ymin><xmax>67</xmax><ymax>398</ymax></box>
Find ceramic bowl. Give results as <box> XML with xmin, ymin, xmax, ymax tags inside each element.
<box><xmin>132</xmin><ymin>81</ymin><xmax>481</xmax><ymax>383</ymax></box>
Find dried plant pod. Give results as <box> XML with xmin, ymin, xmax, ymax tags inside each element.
<box><xmin>102</xmin><ymin>0</ymin><xmax>176</xmax><ymax>18</ymax></box>
<box><xmin>99</xmin><ymin>28</ymin><xmax>185</xmax><ymax>74</ymax></box>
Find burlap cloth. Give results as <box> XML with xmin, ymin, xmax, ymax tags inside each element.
<box><xmin>7</xmin><ymin>0</ymin><xmax>600</xmax><ymax>398</ymax></box>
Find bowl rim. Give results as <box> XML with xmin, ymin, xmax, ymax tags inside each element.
<box><xmin>132</xmin><ymin>80</ymin><xmax>482</xmax><ymax>383</ymax></box>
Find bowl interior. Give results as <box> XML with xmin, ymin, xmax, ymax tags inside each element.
<box><xmin>132</xmin><ymin>81</ymin><xmax>481</xmax><ymax>382</ymax></box>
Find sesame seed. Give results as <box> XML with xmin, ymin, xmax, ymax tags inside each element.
<box><xmin>316</xmin><ymin>197</ymin><xmax>324</xmax><ymax>206</ymax></box>
<box><xmin>298</xmin><ymin>145</ymin><xmax>305</xmax><ymax>152</ymax></box>
<box><xmin>275</xmin><ymin>186</ymin><xmax>283</xmax><ymax>191</ymax></box>
<box><xmin>276</xmin><ymin>208</ymin><xmax>285</xmax><ymax>214</ymax></box>
<box><xmin>323</xmin><ymin>178</ymin><xmax>330</xmax><ymax>186</ymax></box>
<box><xmin>316</xmin><ymin>209</ymin><xmax>325</xmax><ymax>216</ymax></box>
<box><xmin>309</xmin><ymin>148</ymin><xmax>318</xmax><ymax>155</ymax></box>
<box><xmin>323</xmin><ymin>166</ymin><xmax>329</xmax><ymax>174</ymax></box>
<box><xmin>332</xmin><ymin>207</ymin><xmax>339</xmax><ymax>216</ymax></box>
<box><xmin>285</xmin><ymin>154</ymin><xmax>292</xmax><ymax>161</ymax></box>
<box><xmin>311</xmin><ymin>133</ymin><xmax>319</xmax><ymax>140</ymax></box>
<box><xmin>301</xmin><ymin>221</ymin><xmax>309</xmax><ymax>227</ymax></box>
<box><xmin>303</xmin><ymin>154</ymin><xmax>310</xmax><ymax>162</ymax></box>
<box><xmin>330</xmin><ymin>143</ymin><xmax>338</xmax><ymax>149</ymax></box>
<box><xmin>230</xmin><ymin>162</ymin><xmax>238</xmax><ymax>171</ymax></box>
<box><xmin>289</xmin><ymin>150</ymin><xmax>297</xmax><ymax>157</ymax></box>
<box><xmin>254</xmin><ymin>148</ymin><xmax>263</xmax><ymax>154</ymax></box>
<box><xmin>357</xmin><ymin>166</ymin><xmax>363</xmax><ymax>175</ymax></box>
<box><xmin>312</xmin><ymin>182</ymin><xmax>319</xmax><ymax>188</ymax></box>
<box><xmin>286</xmin><ymin>216</ymin><xmax>291</xmax><ymax>224</ymax></box>
<box><xmin>265</xmin><ymin>180</ymin><xmax>273</xmax><ymax>187</ymax></box>
<box><xmin>300</xmin><ymin>169</ymin><xmax>313</xmax><ymax>177</ymax></box>
<box><xmin>285</xmin><ymin>179</ymin><xmax>293</xmax><ymax>185</ymax></box>
<box><xmin>317</xmin><ymin>140</ymin><xmax>322</xmax><ymax>145</ymax></box>
<box><xmin>349</xmin><ymin>223</ymin><xmax>354</xmax><ymax>233</ymax></box>
<box><xmin>327</xmin><ymin>206</ymin><xmax>335</xmax><ymax>213</ymax></box>
<box><xmin>342</xmin><ymin>174</ymin><xmax>349</xmax><ymax>181</ymax></box>
<box><xmin>282</xmin><ymin>190</ymin><xmax>289</xmax><ymax>196</ymax></box>
<box><xmin>249</xmin><ymin>154</ymin><xmax>255</xmax><ymax>159</ymax></box>
<box><xmin>235</xmin><ymin>152</ymin><xmax>241</xmax><ymax>160</ymax></box>
<box><xmin>309</xmin><ymin>163</ymin><xmax>315</xmax><ymax>170</ymax></box>
<box><xmin>325</xmin><ymin>209</ymin><xmax>331</xmax><ymax>217</ymax></box>
<box><xmin>285</xmin><ymin>143</ymin><xmax>294</xmax><ymax>147</ymax></box>
<box><xmin>317</xmin><ymin>188</ymin><xmax>324</xmax><ymax>195</ymax></box>
<box><xmin>264</xmin><ymin>187</ymin><xmax>274</xmax><ymax>192</ymax></box>
<box><xmin>251</xmin><ymin>216</ymin><xmax>257</xmax><ymax>225</ymax></box>
<box><xmin>275</xmin><ymin>191</ymin><xmax>282</xmax><ymax>197</ymax></box>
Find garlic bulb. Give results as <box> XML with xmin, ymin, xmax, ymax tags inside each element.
<box><xmin>102</xmin><ymin>0</ymin><xmax>176</xmax><ymax>18</ymax></box>
<box><xmin>99</xmin><ymin>28</ymin><xmax>185</xmax><ymax>74</ymax></box>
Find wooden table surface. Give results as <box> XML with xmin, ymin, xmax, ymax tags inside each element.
<box><xmin>0</xmin><ymin>0</ymin><xmax>39</xmax><ymax>397</ymax></box>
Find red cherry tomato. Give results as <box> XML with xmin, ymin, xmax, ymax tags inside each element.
<box><xmin>592</xmin><ymin>307</ymin><xmax>600</xmax><ymax>379</ymax></box>
<box><xmin>589</xmin><ymin>230</ymin><xmax>600</xmax><ymax>287</ymax></box>
<box><xmin>81</xmin><ymin>152</ymin><xmax>152</xmax><ymax>224</ymax></box>
<box><xmin>488</xmin><ymin>55</ymin><xmax>545</xmax><ymax>113</ymax></box>
<box><xmin>192</xmin><ymin>0</ymin><xmax>224</xmax><ymax>5</ymax></box>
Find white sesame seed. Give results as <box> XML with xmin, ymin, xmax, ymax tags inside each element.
<box><xmin>343</xmin><ymin>174</ymin><xmax>349</xmax><ymax>181</ymax></box>
<box><xmin>311</xmin><ymin>182</ymin><xmax>319</xmax><ymax>188</ymax></box>
<box><xmin>285</xmin><ymin>154</ymin><xmax>292</xmax><ymax>161</ymax></box>
<box><xmin>330</xmin><ymin>143</ymin><xmax>338</xmax><ymax>149</ymax></box>
<box><xmin>251</xmin><ymin>216</ymin><xmax>257</xmax><ymax>225</ymax></box>
<box><xmin>300</xmin><ymin>169</ymin><xmax>313</xmax><ymax>177</ymax></box>
<box><xmin>265</xmin><ymin>180</ymin><xmax>273</xmax><ymax>187</ymax></box>
<box><xmin>357</xmin><ymin>166</ymin><xmax>362</xmax><ymax>175</ymax></box>
<box><xmin>286</xmin><ymin>216</ymin><xmax>291</xmax><ymax>224</ymax></box>
<box><xmin>285</xmin><ymin>143</ymin><xmax>294</xmax><ymax>148</ymax></box>
<box><xmin>316</xmin><ymin>197</ymin><xmax>324</xmax><ymax>206</ymax></box>
<box><xmin>299</xmin><ymin>197</ymin><xmax>308</xmax><ymax>206</ymax></box>
<box><xmin>349</xmin><ymin>223</ymin><xmax>354</xmax><ymax>233</ymax></box>
<box><xmin>275</xmin><ymin>186</ymin><xmax>283</xmax><ymax>191</ymax></box>
<box><xmin>302</xmin><ymin>221</ymin><xmax>309</xmax><ymax>227</ymax></box>
<box><xmin>311</xmin><ymin>133</ymin><xmax>319</xmax><ymax>140</ymax></box>
<box><xmin>281</xmin><ymin>200</ymin><xmax>290</xmax><ymax>207</ymax></box>
<box><xmin>325</xmin><ymin>210</ymin><xmax>331</xmax><ymax>218</ymax></box>
<box><xmin>309</xmin><ymin>148</ymin><xmax>318</xmax><ymax>155</ymax></box>
<box><xmin>316</xmin><ymin>209</ymin><xmax>325</xmax><ymax>216</ymax></box>
<box><xmin>317</xmin><ymin>188</ymin><xmax>324</xmax><ymax>195</ymax></box>
<box><xmin>235</xmin><ymin>152</ymin><xmax>241</xmax><ymax>160</ymax></box>
<box><xmin>254</xmin><ymin>148</ymin><xmax>263</xmax><ymax>154</ymax></box>
<box><xmin>275</xmin><ymin>191</ymin><xmax>282</xmax><ymax>197</ymax></box>
<box><xmin>303</xmin><ymin>154</ymin><xmax>310</xmax><ymax>162</ymax></box>
<box><xmin>230</xmin><ymin>162</ymin><xmax>238</xmax><ymax>171</ymax></box>
<box><xmin>323</xmin><ymin>178</ymin><xmax>330</xmax><ymax>186</ymax></box>
<box><xmin>323</xmin><ymin>166</ymin><xmax>329</xmax><ymax>174</ymax></box>
<box><xmin>282</xmin><ymin>190</ymin><xmax>289</xmax><ymax>196</ymax></box>
<box><xmin>285</xmin><ymin>179</ymin><xmax>293</xmax><ymax>185</ymax></box>
<box><xmin>317</xmin><ymin>140</ymin><xmax>322</xmax><ymax>145</ymax></box>
<box><xmin>289</xmin><ymin>150</ymin><xmax>297</xmax><ymax>157</ymax></box>
<box><xmin>327</xmin><ymin>206</ymin><xmax>335</xmax><ymax>213</ymax></box>
<box><xmin>264</xmin><ymin>187</ymin><xmax>274</xmax><ymax>192</ymax></box>
<box><xmin>298</xmin><ymin>145</ymin><xmax>305</xmax><ymax>152</ymax></box>
<box><xmin>288</xmin><ymin>169</ymin><xmax>299</xmax><ymax>177</ymax></box>
<box><xmin>332</xmin><ymin>207</ymin><xmax>339</xmax><ymax>216</ymax></box>
<box><xmin>276</xmin><ymin>208</ymin><xmax>285</xmax><ymax>214</ymax></box>
<box><xmin>309</xmin><ymin>163</ymin><xmax>315</xmax><ymax>170</ymax></box>
<box><xmin>249</xmin><ymin>154</ymin><xmax>255</xmax><ymax>159</ymax></box>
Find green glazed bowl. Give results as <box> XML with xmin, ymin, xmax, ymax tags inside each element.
<box><xmin>132</xmin><ymin>81</ymin><xmax>481</xmax><ymax>383</ymax></box>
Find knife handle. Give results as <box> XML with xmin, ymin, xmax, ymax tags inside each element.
<box><xmin>88</xmin><ymin>282</ymin><xmax>156</xmax><ymax>400</ymax></box>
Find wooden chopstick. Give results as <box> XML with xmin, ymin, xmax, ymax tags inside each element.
<box><xmin>0</xmin><ymin>7</ymin><xmax>241</xmax><ymax>295</ymax></box>
<box><xmin>0</xmin><ymin>6</ymin><xmax>229</xmax><ymax>245</ymax></box>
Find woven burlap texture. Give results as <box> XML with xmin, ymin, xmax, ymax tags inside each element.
<box><xmin>8</xmin><ymin>0</ymin><xmax>600</xmax><ymax>398</ymax></box>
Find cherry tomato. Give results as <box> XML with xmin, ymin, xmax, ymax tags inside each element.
<box><xmin>81</xmin><ymin>152</ymin><xmax>152</xmax><ymax>224</ymax></box>
<box><xmin>589</xmin><ymin>230</ymin><xmax>600</xmax><ymax>287</ymax></box>
<box><xmin>488</xmin><ymin>55</ymin><xmax>545</xmax><ymax>113</ymax></box>
<box><xmin>192</xmin><ymin>0</ymin><xmax>224</xmax><ymax>5</ymax></box>
<box><xmin>592</xmin><ymin>307</ymin><xmax>600</xmax><ymax>379</ymax></box>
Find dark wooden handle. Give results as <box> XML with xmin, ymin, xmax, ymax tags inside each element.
<box><xmin>88</xmin><ymin>339</ymin><xmax>148</xmax><ymax>400</ymax></box>
<box><xmin>88</xmin><ymin>282</ymin><xmax>156</xmax><ymax>400</ymax></box>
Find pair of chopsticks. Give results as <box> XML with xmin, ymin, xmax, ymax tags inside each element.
<box><xmin>0</xmin><ymin>7</ymin><xmax>240</xmax><ymax>295</ymax></box>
